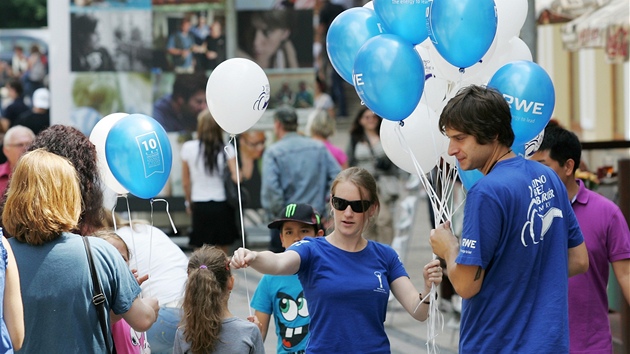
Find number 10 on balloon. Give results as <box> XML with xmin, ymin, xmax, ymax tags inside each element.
<box><xmin>136</xmin><ymin>131</ymin><xmax>166</xmax><ymax>178</ymax></box>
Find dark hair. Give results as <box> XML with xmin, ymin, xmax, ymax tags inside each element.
<box><xmin>274</xmin><ymin>105</ymin><xmax>298</xmax><ymax>132</ymax></box>
<box><xmin>350</xmin><ymin>107</ymin><xmax>382</xmax><ymax>142</ymax></box>
<box><xmin>7</xmin><ymin>79</ymin><xmax>23</xmax><ymax>97</ymax></box>
<box><xmin>439</xmin><ymin>85</ymin><xmax>515</xmax><ymax>147</ymax></box>
<box><xmin>172</xmin><ymin>73</ymin><xmax>208</xmax><ymax>102</ymax></box>
<box><xmin>196</xmin><ymin>109</ymin><xmax>224</xmax><ymax>174</ymax></box>
<box><xmin>71</xmin><ymin>14</ymin><xmax>98</xmax><ymax>50</ymax></box>
<box><xmin>538</xmin><ymin>124</ymin><xmax>582</xmax><ymax>174</ymax></box>
<box><xmin>29</xmin><ymin>125</ymin><xmax>104</xmax><ymax>235</ymax></box>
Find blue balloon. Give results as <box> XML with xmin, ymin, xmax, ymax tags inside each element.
<box><xmin>105</xmin><ymin>114</ymin><xmax>172</xmax><ymax>199</ymax></box>
<box><xmin>457</xmin><ymin>161</ymin><xmax>484</xmax><ymax>190</ymax></box>
<box><xmin>353</xmin><ymin>34</ymin><xmax>424</xmax><ymax>121</ymax></box>
<box><xmin>488</xmin><ymin>61</ymin><xmax>555</xmax><ymax>146</ymax></box>
<box><xmin>373</xmin><ymin>0</ymin><xmax>430</xmax><ymax>45</ymax></box>
<box><xmin>327</xmin><ymin>7</ymin><xmax>384</xmax><ymax>84</ymax></box>
<box><xmin>427</xmin><ymin>0</ymin><xmax>497</xmax><ymax>69</ymax></box>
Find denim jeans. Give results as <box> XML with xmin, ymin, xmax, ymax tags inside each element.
<box><xmin>146</xmin><ymin>306</ymin><xmax>181</xmax><ymax>354</ymax></box>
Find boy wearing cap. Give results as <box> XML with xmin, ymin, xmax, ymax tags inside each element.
<box><xmin>250</xmin><ymin>203</ymin><xmax>324</xmax><ymax>354</ymax></box>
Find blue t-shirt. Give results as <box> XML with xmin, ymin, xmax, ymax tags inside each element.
<box><xmin>251</xmin><ymin>274</ymin><xmax>309</xmax><ymax>354</ymax></box>
<box><xmin>9</xmin><ymin>232</ymin><xmax>141</xmax><ymax>353</ymax></box>
<box><xmin>289</xmin><ymin>237</ymin><xmax>408</xmax><ymax>354</ymax></box>
<box><xmin>457</xmin><ymin>157</ymin><xmax>583</xmax><ymax>353</ymax></box>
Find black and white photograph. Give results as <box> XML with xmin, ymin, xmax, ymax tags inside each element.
<box><xmin>70</xmin><ymin>11</ymin><xmax>152</xmax><ymax>72</ymax></box>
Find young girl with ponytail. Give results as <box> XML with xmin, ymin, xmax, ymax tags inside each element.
<box><xmin>174</xmin><ymin>246</ymin><xmax>264</xmax><ymax>354</ymax></box>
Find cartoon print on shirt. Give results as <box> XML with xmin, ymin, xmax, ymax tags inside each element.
<box><xmin>521</xmin><ymin>174</ymin><xmax>564</xmax><ymax>247</ymax></box>
<box><xmin>276</xmin><ymin>291</ymin><xmax>309</xmax><ymax>351</ymax></box>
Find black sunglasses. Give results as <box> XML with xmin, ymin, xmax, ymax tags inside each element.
<box><xmin>331</xmin><ymin>196</ymin><xmax>372</xmax><ymax>213</ymax></box>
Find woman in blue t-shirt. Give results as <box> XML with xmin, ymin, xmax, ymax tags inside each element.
<box><xmin>232</xmin><ymin>167</ymin><xmax>443</xmax><ymax>353</ymax></box>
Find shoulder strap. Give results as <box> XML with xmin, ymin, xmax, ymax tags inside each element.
<box><xmin>82</xmin><ymin>236</ymin><xmax>114</xmax><ymax>354</ymax></box>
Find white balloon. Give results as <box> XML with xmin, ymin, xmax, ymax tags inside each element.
<box><xmin>206</xmin><ymin>58</ymin><xmax>270</xmax><ymax>135</ymax></box>
<box><xmin>474</xmin><ymin>36</ymin><xmax>533</xmax><ymax>84</ymax></box>
<box><xmin>89</xmin><ymin>112</ymin><xmax>129</xmax><ymax>195</ymax></box>
<box><xmin>380</xmin><ymin>103</ymin><xmax>447</xmax><ymax>175</ymax></box>
<box><xmin>363</xmin><ymin>1</ymin><xmax>374</xmax><ymax>9</ymax></box>
<box><xmin>415</xmin><ymin>44</ymin><xmax>450</xmax><ymax>113</ymax></box>
<box><xmin>494</xmin><ymin>0</ymin><xmax>528</xmax><ymax>44</ymax></box>
<box><xmin>424</xmin><ymin>35</ymin><xmax>498</xmax><ymax>83</ymax></box>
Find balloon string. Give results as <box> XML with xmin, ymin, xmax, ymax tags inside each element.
<box><xmin>151</xmin><ymin>198</ymin><xmax>178</xmax><ymax>235</ymax></box>
<box><xmin>392</xmin><ymin>124</ymin><xmax>446</xmax><ymax>351</ymax></box>
<box><xmin>227</xmin><ymin>135</ymin><xmax>252</xmax><ymax>317</ymax></box>
<box><xmin>122</xmin><ymin>195</ymin><xmax>144</xmax><ymax>297</ymax></box>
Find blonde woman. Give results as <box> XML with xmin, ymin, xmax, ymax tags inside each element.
<box><xmin>5</xmin><ymin>149</ymin><xmax>159</xmax><ymax>353</ymax></box>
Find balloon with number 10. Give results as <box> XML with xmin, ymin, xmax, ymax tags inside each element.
<box><xmin>105</xmin><ymin>114</ymin><xmax>172</xmax><ymax>199</ymax></box>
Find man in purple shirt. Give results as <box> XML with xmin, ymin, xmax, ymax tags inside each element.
<box><xmin>532</xmin><ymin>123</ymin><xmax>630</xmax><ymax>353</ymax></box>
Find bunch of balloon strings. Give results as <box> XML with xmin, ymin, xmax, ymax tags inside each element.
<box><xmin>392</xmin><ymin>119</ymin><xmax>464</xmax><ymax>354</ymax></box>
<box><xmin>109</xmin><ymin>193</ymin><xmax>178</xmax><ymax>300</ymax></box>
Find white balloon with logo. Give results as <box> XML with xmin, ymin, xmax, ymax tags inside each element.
<box><xmin>206</xmin><ymin>58</ymin><xmax>270</xmax><ymax>135</ymax></box>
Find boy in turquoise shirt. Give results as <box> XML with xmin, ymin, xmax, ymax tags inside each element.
<box><xmin>250</xmin><ymin>203</ymin><xmax>324</xmax><ymax>354</ymax></box>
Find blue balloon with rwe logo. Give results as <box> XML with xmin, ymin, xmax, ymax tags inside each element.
<box><xmin>488</xmin><ymin>61</ymin><xmax>555</xmax><ymax>146</ymax></box>
<box><xmin>105</xmin><ymin>113</ymin><xmax>172</xmax><ymax>199</ymax></box>
<box><xmin>353</xmin><ymin>34</ymin><xmax>424</xmax><ymax>121</ymax></box>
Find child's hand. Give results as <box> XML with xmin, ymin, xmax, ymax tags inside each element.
<box><xmin>423</xmin><ymin>259</ymin><xmax>443</xmax><ymax>288</ymax></box>
<box><xmin>132</xmin><ymin>269</ymin><xmax>149</xmax><ymax>286</ymax></box>
<box><xmin>230</xmin><ymin>247</ymin><xmax>256</xmax><ymax>269</ymax></box>
<box><xmin>247</xmin><ymin>315</ymin><xmax>263</xmax><ymax>332</ymax></box>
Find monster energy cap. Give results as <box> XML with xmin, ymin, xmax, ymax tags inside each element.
<box><xmin>268</xmin><ymin>203</ymin><xmax>321</xmax><ymax>230</ymax></box>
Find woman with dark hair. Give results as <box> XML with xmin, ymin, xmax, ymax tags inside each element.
<box><xmin>28</xmin><ymin>125</ymin><xmax>104</xmax><ymax>236</ymax></box>
<box><xmin>346</xmin><ymin>107</ymin><xmax>398</xmax><ymax>245</ymax></box>
<box><xmin>237</xmin><ymin>10</ymin><xmax>299</xmax><ymax>69</ymax></box>
<box><xmin>181</xmin><ymin>109</ymin><xmax>239</xmax><ymax>253</ymax></box>
<box><xmin>71</xmin><ymin>14</ymin><xmax>115</xmax><ymax>71</ymax></box>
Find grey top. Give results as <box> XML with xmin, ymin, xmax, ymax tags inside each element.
<box><xmin>173</xmin><ymin>317</ymin><xmax>265</xmax><ymax>354</ymax></box>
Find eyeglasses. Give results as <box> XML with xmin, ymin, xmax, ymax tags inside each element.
<box><xmin>242</xmin><ymin>139</ymin><xmax>265</xmax><ymax>148</ymax></box>
<box><xmin>331</xmin><ymin>196</ymin><xmax>372</xmax><ymax>213</ymax></box>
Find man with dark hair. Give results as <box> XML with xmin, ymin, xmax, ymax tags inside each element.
<box><xmin>429</xmin><ymin>85</ymin><xmax>588</xmax><ymax>353</ymax></box>
<box><xmin>1</xmin><ymin>79</ymin><xmax>29</xmax><ymax>132</ymax></box>
<box><xmin>152</xmin><ymin>73</ymin><xmax>208</xmax><ymax>133</ymax></box>
<box><xmin>261</xmin><ymin>105</ymin><xmax>340</xmax><ymax>252</ymax></box>
<box><xmin>531</xmin><ymin>123</ymin><xmax>630</xmax><ymax>353</ymax></box>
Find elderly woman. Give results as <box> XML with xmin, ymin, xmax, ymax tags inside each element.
<box><xmin>5</xmin><ymin>149</ymin><xmax>159</xmax><ymax>353</ymax></box>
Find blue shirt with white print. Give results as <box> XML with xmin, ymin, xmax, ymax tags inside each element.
<box><xmin>289</xmin><ymin>236</ymin><xmax>408</xmax><ymax>354</ymax></box>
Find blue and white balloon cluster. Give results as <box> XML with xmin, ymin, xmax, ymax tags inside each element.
<box><xmin>328</xmin><ymin>0</ymin><xmax>555</xmax><ymax>190</ymax></box>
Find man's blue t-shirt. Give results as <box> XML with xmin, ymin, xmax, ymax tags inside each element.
<box><xmin>251</xmin><ymin>274</ymin><xmax>309</xmax><ymax>354</ymax></box>
<box><xmin>289</xmin><ymin>237</ymin><xmax>408</xmax><ymax>354</ymax></box>
<box><xmin>457</xmin><ymin>157</ymin><xmax>583</xmax><ymax>353</ymax></box>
